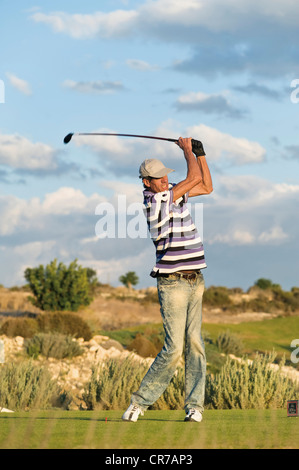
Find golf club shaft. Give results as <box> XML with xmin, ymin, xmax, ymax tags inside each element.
<box><xmin>63</xmin><ymin>132</ymin><xmax>205</xmax><ymax>156</ymax></box>
<box><xmin>64</xmin><ymin>132</ymin><xmax>177</xmax><ymax>144</ymax></box>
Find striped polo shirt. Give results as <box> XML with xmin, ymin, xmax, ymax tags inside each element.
<box><xmin>143</xmin><ymin>183</ymin><xmax>206</xmax><ymax>277</ymax></box>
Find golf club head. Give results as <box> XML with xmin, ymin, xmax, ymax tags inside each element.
<box><xmin>64</xmin><ymin>133</ymin><xmax>74</xmax><ymax>144</ymax></box>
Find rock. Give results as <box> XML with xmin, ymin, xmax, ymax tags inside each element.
<box><xmin>92</xmin><ymin>335</ymin><xmax>110</xmax><ymax>343</ymax></box>
<box><xmin>0</xmin><ymin>334</ymin><xmax>158</xmax><ymax>410</ymax></box>
<box><xmin>14</xmin><ymin>336</ymin><xmax>24</xmax><ymax>345</ymax></box>
<box><xmin>100</xmin><ymin>339</ymin><xmax>124</xmax><ymax>351</ymax></box>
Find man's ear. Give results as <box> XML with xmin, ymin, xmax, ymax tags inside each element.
<box><xmin>143</xmin><ymin>178</ymin><xmax>151</xmax><ymax>188</ymax></box>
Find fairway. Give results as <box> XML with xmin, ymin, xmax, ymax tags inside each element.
<box><xmin>204</xmin><ymin>316</ymin><xmax>299</xmax><ymax>357</ymax></box>
<box><xmin>0</xmin><ymin>409</ymin><xmax>297</xmax><ymax>449</ymax></box>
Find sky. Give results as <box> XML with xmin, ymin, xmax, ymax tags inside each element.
<box><xmin>0</xmin><ymin>0</ymin><xmax>299</xmax><ymax>291</ymax></box>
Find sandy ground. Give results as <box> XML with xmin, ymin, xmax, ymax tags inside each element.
<box><xmin>0</xmin><ymin>287</ymin><xmax>295</xmax><ymax>331</ymax></box>
<box><xmin>86</xmin><ymin>295</ymin><xmax>285</xmax><ymax>330</ymax></box>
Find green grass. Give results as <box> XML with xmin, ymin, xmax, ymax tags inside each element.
<box><xmin>101</xmin><ymin>316</ymin><xmax>299</xmax><ymax>356</ymax></box>
<box><xmin>0</xmin><ymin>409</ymin><xmax>297</xmax><ymax>449</ymax></box>
<box><xmin>204</xmin><ymin>316</ymin><xmax>299</xmax><ymax>359</ymax></box>
<box><xmin>100</xmin><ymin>315</ymin><xmax>299</xmax><ymax>373</ymax></box>
<box><xmin>100</xmin><ymin>323</ymin><xmax>164</xmax><ymax>348</ymax></box>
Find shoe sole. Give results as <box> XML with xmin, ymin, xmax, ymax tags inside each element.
<box><xmin>184</xmin><ymin>417</ymin><xmax>202</xmax><ymax>422</ymax></box>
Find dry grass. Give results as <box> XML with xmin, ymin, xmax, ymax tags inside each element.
<box><xmin>0</xmin><ymin>285</ymin><xmax>296</xmax><ymax>333</ymax></box>
<box><xmin>0</xmin><ymin>288</ymin><xmax>41</xmax><ymax>316</ymax></box>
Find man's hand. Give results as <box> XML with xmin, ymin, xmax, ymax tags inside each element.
<box><xmin>176</xmin><ymin>137</ymin><xmax>206</xmax><ymax>157</ymax></box>
<box><xmin>176</xmin><ymin>137</ymin><xmax>193</xmax><ymax>155</ymax></box>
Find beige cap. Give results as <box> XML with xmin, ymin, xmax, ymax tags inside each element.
<box><xmin>139</xmin><ymin>159</ymin><xmax>174</xmax><ymax>179</ymax></box>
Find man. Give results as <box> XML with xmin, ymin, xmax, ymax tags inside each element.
<box><xmin>122</xmin><ymin>137</ymin><xmax>213</xmax><ymax>422</ymax></box>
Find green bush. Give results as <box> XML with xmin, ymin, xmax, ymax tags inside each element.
<box><xmin>25</xmin><ymin>333</ymin><xmax>84</xmax><ymax>359</ymax></box>
<box><xmin>0</xmin><ymin>361</ymin><xmax>62</xmax><ymax>410</ymax></box>
<box><xmin>82</xmin><ymin>356</ymin><xmax>184</xmax><ymax>410</ymax></box>
<box><xmin>24</xmin><ymin>259</ymin><xmax>93</xmax><ymax>312</ymax></box>
<box><xmin>205</xmin><ymin>352</ymin><xmax>298</xmax><ymax>409</ymax></box>
<box><xmin>254</xmin><ymin>278</ymin><xmax>276</xmax><ymax>290</ymax></box>
<box><xmin>203</xmin><ymin>286</ymin><xmax>232</xmax><ymax>308</ymax></box>
<box><xmin>0</xmin><ymin>317</ymin><xmax>39</xmax><ymax>338</ymax></box>
<box><xmin>37</xmin><ymin>312</ymin><xmax>92</xmax><ymax>341</ymax></box>
<box><xmin>216</xmin><ymin>330</ymin><xmax>244</xmax><ymax>356</ymax></box>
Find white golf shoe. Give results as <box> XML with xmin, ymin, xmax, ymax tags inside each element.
<box><xmin>122</xmin><ymin>403</ymin><xmax>144</xmax><ymax>422</ymax></box>
<box><xmin>184</xmin><ymin>408</ymin><xmax>203</xmax><ymax>422</ymax></box>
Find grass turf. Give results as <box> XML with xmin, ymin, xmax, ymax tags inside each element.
<box><xmin>0</xmin><ymin>409</ymin><xmax>298</xmax><ymax>449</ymax></box>
<box><xmin>204</xmin><ymin>316</ymin><xmax>299</xmax><ymax>357</ymax></box>
<box><xmin>101</xmin><ymin>316</ymin><xmax>299</xmax><ymax>356</ymax></box>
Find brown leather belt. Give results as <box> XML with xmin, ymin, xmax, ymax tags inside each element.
<box><xmin>159</xmin><ymin>271</ymin><xmax>201</xmax><ymax>281</ymax></box>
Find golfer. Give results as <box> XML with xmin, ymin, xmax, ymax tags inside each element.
<box><xmin>122</xmin><ymin>137</ymin><xmax>213</xmax><ymax>422</ymax></box>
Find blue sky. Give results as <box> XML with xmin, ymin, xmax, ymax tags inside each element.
<box><xmin>0</xmin><ymin>0</ymin><xmax>299</xmax><ymax>291</ymax></box>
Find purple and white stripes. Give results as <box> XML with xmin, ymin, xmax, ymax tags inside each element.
<box><xmin>143</xmin><ymin>184</ymin><xmax>207</xmax><ymax>277</ymax></box>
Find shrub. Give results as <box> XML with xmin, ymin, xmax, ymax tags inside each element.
<box><xmin>140</xmin><ymin>290</ymin><xmax>159</xmax><ymax>304</ymax></box>
<box><xmin>245</xmin><ymin>296</ymin><xmax>273</xmax><ymax>313</ymax></box>
<box><xmin>127</xmin><ymin>333</ymin><xmax>159</xmax><ymax>358</ymax></box>
<box><xmin>205</xmin><ymin>352</ymin><xmax>298</xmax><ymax>409</ymax></box>
<box><xmin>254</xmin><ymin>278</ymin><xmax>274</xmax><ymax>290</ymax></box>
<box><xmin>24</xmin><ymin>259</ymin><xmax>93</xmax><ymax>312</ymax></box>
<box><xmin>0</xmin><ymin>317</ymin><xmax>39</xmax><ymax>338</ymax></box>
<box><xmin>203</xmin><ymin>286</ymin><xmax>232</xmax><ymax>308</ymax></box>
<box><xmin>82</xmin><ymin>356</ymin><xmax>184</xmax><ymax>410</ymax></box>
<box><xmin>0</xmin><ymin>361</ymin><xmax>62</xmax><ymax>410</ymax></box>
<box><xmin>0</xmin><ymin>312</ymin><xmax>92</xmax><ymax>341</ymax></box>
<box><xmin>25</xmin><ymin>333</ymin><xmax>84</xmax><ymax>359</ymax></box>
<box><xmin>37</xmin><ymin>312</ymin><xmax>92</xmax><ymax>341</ymax></box>
<box><xmin>216</xmin><ymin>330</ymin><xmax>244</xmax><ymax>356</ymax></box>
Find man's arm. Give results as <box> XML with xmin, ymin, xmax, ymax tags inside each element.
<box><xmin>172</xmin><ymin>137</ymin><xmax>203</xmax><ymax>202</ymax></box>
<box><xmin>188</xmin><ymin>155</ymin><xmax>213</xmax><ymax>197</ymax></box>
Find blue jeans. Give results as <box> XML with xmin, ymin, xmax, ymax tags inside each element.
<box><xmin>131</xmin><ymin>272</ymin><xmax>206</xmax><ymax>414</ymax></box>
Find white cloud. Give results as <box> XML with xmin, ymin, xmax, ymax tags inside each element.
<box><xmin>212</xmin><ymin>175</ymin><xmax>299</xmax><ymax>208</ymax></box>
<box><xmin>31</xmin><ymin>1</ymin><xmax>299</xmax><ymax>78</ymax></box>
<box><xmin>258</xmin><ymin>226</ymin><xmax>288</xmax><ymax>243</ymax></box>
<box><xmin>176</xmin><ymin>91</ymin><xmax>245</xmax><ymax>118</ymax></box>
<box><xmin>72</xmin><ymin>130</ymin><xmax>133</xmax><ymax>156</ymax></box>
<box><xmin>30</xmin><ymin>1</ymin><xmax>299</xmax><ymax>37</ymax></box>
<box><xmin>6</xmin><ymin>73</ymin><xmax>32</xmax><ymax>95</ymax></box>
<box><xmin>209</xmin><ymin>230</ymin><xmax>255</xmax><ymax>245</ymax></box>
<box><xmin>42</xmin><ymin>187</ymin><xmax>104</xmax><ymax>215</ymax></box>
<box><xmin>186</xmin><ymin>124</ymin><xmax>266</xmax><ymax>165</ymax></box>
<box><xmin>63</xmin><ymin>79</ymin><xmax>125</xmax><ymax>94</ymax></box>
<box><xmin>205</xmin><ymin>175</ymin><xmax>299</xmax><ymax>247</ymax></box>
<box><xmin>70</xmin><ymin>121</ymin><xmax>265</xmax><ymax>172</ymax></box>
<box><xmin>0</xmin><ymin>188</ymin><xmax>105</xmax><ymax>236</ymax></box>
<box><xmin>209</xmin><ymin>226</ymin><xmax>288</xmax><ymax>246</ymax></box>
<box><xmin>126</xmin><ymin>59</ymin><xmax>159</xmax><ymax>71</ymax></box>
<box><xmin>0</xmin><ymin>174</ymin><xmax>297</xmax><ymax>288</ymax></box>
<box><xmin>31</xmin><ymin>10</ymin><xmax>138</xmax><ymax>39</ymax></box>
<box><xmin>0</xmin><ymin>133</ymin><xmax>58</xmax><ymax>170</ymax></box>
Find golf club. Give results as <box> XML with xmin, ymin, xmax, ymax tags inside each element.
<box><xmin>63</xmin><ymin>132</ymin><xmax>205</xmax><ymax>156</ymax></box>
